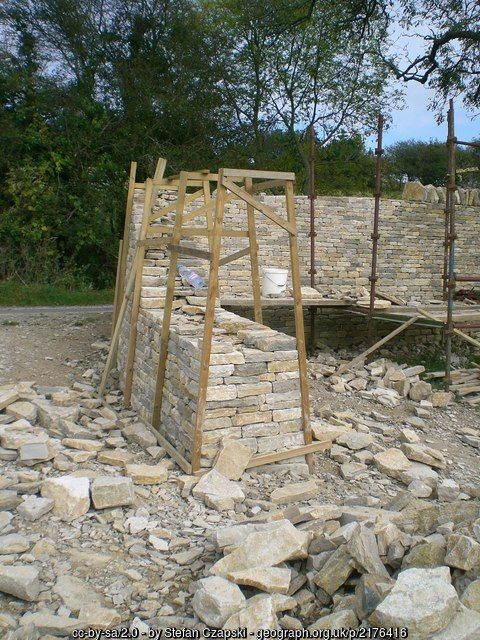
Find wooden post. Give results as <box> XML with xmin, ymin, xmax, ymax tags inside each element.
<box><xmin>151</xmin><ymin>172</ymin><xmax>189</xmax><ymax>429</ymax></box>
<box><xmin>191</xmin><ymin>171</ymin><xmax>227</xmax><ymax>472</ymax></box>
<box><xmin>203</xmin><ymin>179</ymin><xmax>213</xmax><ymax>251</ymax></box>
<box><xmin>245</xmin><ymin>177</ymin><xmax>263</xmax><ymax>324</ymax></box>
<box><xmin>115</xmin><ymin>161</ymin><xmax>137</xmax><ymax>328</ymax></box>
<box><xmin>112</xmin><ymin>239</ymin><xmax>123</xmax><ymax>337</ymax></box>
<box><xmin>100</xmin><ymin>250</ymin><xmax>139</xmax><ymax>396</ymax></box>
<box><xmin>124</xmin><ymin>179</ymin><xmax>153</xmax><ymax>405</ymax></box>
<box><xmin>285</xmin><ymin>180</ymin><xmax>313</xmax><ymax>472</ymax></box>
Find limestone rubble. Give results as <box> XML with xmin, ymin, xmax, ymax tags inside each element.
<box><xmin>1</xmin><ymin>342</ymin><xmax>480</xmax><ymax>638</ymax></box>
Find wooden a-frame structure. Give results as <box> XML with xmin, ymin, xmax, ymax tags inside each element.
<box><xmin>104</xmin><ymin>162</ymin><xmax>326</xmax><ymax>473</ymax></box>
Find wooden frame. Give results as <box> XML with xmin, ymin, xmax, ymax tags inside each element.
<box><xmin>105</xmin><ymin>163</ymin><xmax>318</xmax><ymax>474</ymax></box>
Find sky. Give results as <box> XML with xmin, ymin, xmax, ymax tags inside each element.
<box><xmin>382</xmin><ymin>82</ymin><xmax>480</xmax><ymax>147</ymax></box>
<box><xmin>377</xmin><ymin>12</ymin><xmax>480</xmax><ymax>148</ymax></box>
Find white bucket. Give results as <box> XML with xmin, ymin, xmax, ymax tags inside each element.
<box><xmin>262</xmin><ymin>267</ymin><xmax>288</xmax><ymax>296</ymax></box>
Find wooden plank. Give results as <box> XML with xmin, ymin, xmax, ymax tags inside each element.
<box><xmin>220</xmin><ymin>297</ymin><xmax>350</xmax><ymax>308</ymax></box>
<box><xmin>223</xmin><ymin>168</ymin><xmax>295</xmax><ymax>181</ymax></box>
<box><xmin>223</xmin><ymin>178</ymin><xmax>296</xmax><ymax>236</ymax></box>
<box><xmin>141</xmin><ymin>238</ymin><xmax>170</xmax><ymax>249</ymax></box>
<box><xmin>376</xmin><ymin>289</ymin><xmax>406</xmax><ymax>306</ymax></box>
<box><xmin>285</xmin><ymin>180</ymin><xmax>313</xmax><ymax>473</ymax></box>
<box><xmin>148</xmin><ymin>189</ymin><xmax>204</xmax><ymax>223</ymax></box>
<box><xmin>150</xmin><ymin>225</ymin><xmax>249</xmax><ymax>238</ymax></box>
<box><xmin>169</xmin><ymin>244</ymin><xmax>212</xmax><ymax>260</ymax></box>
<box><xmin>167</xmin><ymin>171</ymin><xmax>217</xmax><ymax>182</ymax></box>
<box><xmin>154</xmin><ymin>157</ymin><xmax>167</xmax><ymax>180</ymax></box>
<box><xmin>203</xmin><ymin>179</ymin><xmax>213</xmax><ymax>251</ymax></box>
<box><xmin>336</xmin><ymin>315</ymin><xmax>420</xmax><ymax>376</ymax></box>
<box><xmin>245</xmin><ymin>177</ymin><xmax>263</xmax><ymax>324</ymax></box>
<box><xmin>124</xmin><ymin>178</ymin><xmax>153</xmax><ymax>405</ymax></box>
<box><xmin>152</xmin><ymin>172</ymin><xmax>189</xmax><ymax>430</ymax></box>
<box><xmin>246</xmin><ymin>441</ymin><xmax>331</xmax><ymax>468</ymax></box>
<box><xmin>116</xmin><ymin>161</ymin><xmax>137</xmax><ymax>326</ymax></box>
<box><xmin>191</xmin><ymin>171</ymin><xmax>227</xmax><ymax>472</ymax></box>
<box><xmin>153</xmin><ymin>431</ymin><xmax>192</xmax><ymax>474</ymax></box>
<box><xmin>218</xmin><ymin>246</ymin><xmax>251</xmax><ymax>267</ymax></box>
<box><xmin>418</xmin><ymin>308</ymin><xmax>480</xmax><ymax>349</ymax></box>
<box><xmin>112</xmin><ymin>239</ymin><xmax>123</xmax><ymax>336</ymax></box>
<box><xmin>99</xmin><ymin>253</ymin><xmax>138</xmax><ymax>396</ymax></box>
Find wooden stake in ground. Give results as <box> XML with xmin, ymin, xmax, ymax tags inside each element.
<box><xmin>99</xmin><ymin>249</ymin><xmax>139</xmax><ymax>396</ymax></box>
<box><xmin>285</xmin><ymin>179</ymin><xmax>313</xmax><ymax>473</ymax></box>
<box><xmin>113</xmin><ymin>161</ymin><xmax>137</xmax><ymax>329</ymax></box>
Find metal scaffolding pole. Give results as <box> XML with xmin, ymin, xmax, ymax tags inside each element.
<box><xmin>308</xmin><ymin>125</ymin><xmax>317</xmax><ymax>351</ymax></box>
<box><xmin>368</xmin><ymin>114</ymin><xmax>384</xmax><ymax>345</ymax></box>
<box><xmin>445</xmin><ymin>99</ymin><xmax>456</xmax><ymax>390</ymax></box>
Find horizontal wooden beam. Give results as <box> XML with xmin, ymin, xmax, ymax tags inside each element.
<box><xmin>223</xmin><ymin>168</ymin><xmax>295</xmax><ymax>181</ymax></box>
<box><xmin>246</xmin><ymin>440</ymin><xmax>330</xmax><ymax>468</ymax></box>
<box><xmin>150</xmin><ymin>225</ymin><xmax>248</xmax><ymax>238</ymax></box>
<box><xmin>222</xmin><ymin>179</ymin><xmax>296</xmax><ymax>236</ymax></box>
<box><xmin>169</xmin><ymin>244</ymin><xmax>211</xmax><ymax>260</ymax></box>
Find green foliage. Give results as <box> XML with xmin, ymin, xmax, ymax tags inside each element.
<box><xmin>0</xmin><ymin>0</ymin><xmax>475</xmax><ymax>290</ymax></box>
<box><xmin>0</xmin><ymin>280</ymin><xmax>114</xmax><ymax>306</ymax></box>
<box><xmin>384</xmin><ymin>139</ymin><xmax>479</xmax><ymax>189</ymax></box>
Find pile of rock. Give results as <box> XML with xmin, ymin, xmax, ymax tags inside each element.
<box><xmin>0</xmin><ymin>379</ymin><xmax>176</xmax><ymax>635</ymax></box>
<box><xmin>311</xmin><ymin>356</ymin><xmax>453</xmax><ymax>409</ymax></box>
<box><xmin>192</xmin><ymin>491</ymin><xmax>480</xmax><ymax>636</ymax></box>
<box><xmin>403</xmin><ymin>181</ymin><xmax>480</xmax><ymax>206</ymax></box>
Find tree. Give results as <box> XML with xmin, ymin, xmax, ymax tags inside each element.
<box><xmin>384</xmin><ymin>0</ymin><xmax>480</xmax><ymax>112</ymax></box>
<box><xmin>213</xmin><ymin>0</ymin><xmax>399</xmax><ymax>186</ymax></box>
<box><xmin>384</xmin><ymin>139</ymin><xmax>479</xmax><ymax>188</ymax></box>
<box><xmin>252</xmin><ymin>0</ymin><xmax>480</xmax><ymax>113</ymax></box>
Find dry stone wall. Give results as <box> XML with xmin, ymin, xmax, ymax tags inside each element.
<box><xmin>217</xmin><ymin>195</ymin><xmax>480</xmax><ymax>302</ymax></box>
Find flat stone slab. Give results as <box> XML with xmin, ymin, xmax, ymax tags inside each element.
<box><xmin>210</xmin><ymin>519</ymin><xmax>310</xmax><ymax>578</ymax></box>
<box><xmin>271</xmin><ymin>480</ymin><xmax>318</xmax><ymax>505</ymax></box>
<box><xmin>193</xmin><ymin>469</ymin><xmax>245</xmax><ymax>511</ymax></box>
<box><xmin>125</xmin><ymin>463</ymin><xmax>168</xmax><ymax>485</ymax></box>
<box><xmin>213</xmin><ymin>440</ymin><xmax>253</xmax><ymax>480</ymax></box>
<box><xmin>193</xmin><ymin>576</ymin><xmax>246</xmax><ymax>627</ymax></box>
<box><xmin>91</xmin><ymin>477</ymin><xmax>135</xmax><ymax>509</ymax></box>
<box><xmin>17</xmin><ymin>496</ymin><xmax>54</xmax><ymax>521</ymax></box>
<box><xmin>0</xmin><ymin>564</ymin><xmax>40</xmax><ymax>601</ymax></box>
<box><xmin>227</xmin><ymin>567</ymin><xmax>291</xmax><ymax>594</ymax></box>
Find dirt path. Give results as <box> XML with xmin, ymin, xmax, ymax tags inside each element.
<box><xmin>0</xmin><ymin>309</ymin><xmax>111</xmax><ymax>386</ymax></box>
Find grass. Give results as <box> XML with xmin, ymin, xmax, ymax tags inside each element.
<box><xmin>0</xmin><ymin>281</ymin><xmax>114</xmax><ymax>307</ymax></box>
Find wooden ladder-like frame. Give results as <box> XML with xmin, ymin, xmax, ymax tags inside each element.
<box><xmin>103</xmin><ymin>163</ymin><xmax>327</xmax><ymax>474</ymax></box>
